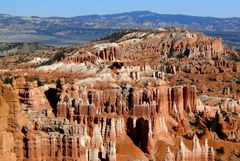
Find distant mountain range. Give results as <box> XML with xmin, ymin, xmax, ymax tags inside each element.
<box><xmin>0</xmin><ymin>11</ymin><xmax>240</xmax><ymax>48</ymax></box>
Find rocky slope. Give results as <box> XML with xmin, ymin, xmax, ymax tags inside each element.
<box><xmin>0</xmin><ymin>42</ymin><xmax>53</xmax><ymax>56</ymax></box>
<box><xmin>0</xmin><ymin>29</ymin><xmax>240</xmax><ymax>161</ymax></box>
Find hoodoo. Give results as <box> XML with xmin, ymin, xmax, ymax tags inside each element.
<box><xmin>0</xmin><ymin>29</ymin><xmax>240</xmax><ymax>161</ymax></box>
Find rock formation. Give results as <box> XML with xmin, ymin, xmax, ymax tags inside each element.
<box><xmin>0</xmin><ymin>29</ymin><xmax>240</xmax><ymax>161</ymax></box>
<box><xmin>175</xmin><ymin>136</ymin><xmax>215</xmax><ymax>161</ymax></box>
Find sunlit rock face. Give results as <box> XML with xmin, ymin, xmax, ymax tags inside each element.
<box><xmin>0</xmin><ymin>77</ymin><xmax>217</xmax><ymax>161</ymax></box>
<box><xmin>0</xmin><ymin>95</ymin><xmax>17</xmax><ymax>161</ymax></box>
<box><xmin>0</xmin><ymin>29</ymin><xmax>240</xmax><ymax>161</ymax></box>
<box><xmin>175</xmin><ymin>136</ymin><xmax>215</xmax><ymax>161</ymax></box>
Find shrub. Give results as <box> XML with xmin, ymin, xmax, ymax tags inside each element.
<box><xmin>220</xmin><ymin>110</ymin><xmax>228</xmax><ymax>117</ymax></box>
<box><xmin>40</xmin><ymin>50</ymin><xmax>66</xmax><ymax>66</ymax></box>
<box><xmin>64</xmin><ymin>95</ymin><xmax>69</xmax><ymax>103</ymax></box>
<box><xmin>3</xmin><ymin>76</ymin><xmax>13</xmax><ymax>84</ymax></box>
<box><xmin>216</xmin><ymin>147</ymin><xmax>225</xmax><ymax>154</ymax></box>
<box><xmin>209</xmin><ymin>118</ymin><xmax>217</xmax><ymax>131</ymax></box>
<box><xmin>25</xmin><ymin>76</ymin><xmax>44</xmax><ymax>87</ymax></box>
<box><xmin>208</xmin><ymin>77</ymin><xmax>216</xmax><ymax>81</ymax></box>
<box><xmin>191</xmin><ymin>115</ymin><xmax>201</xmax><ymax>126</ymax></box>
<box><xmin>37</xmin><ymin>80</ymin><xmax>45</xmax><ymax>87</ymax></box>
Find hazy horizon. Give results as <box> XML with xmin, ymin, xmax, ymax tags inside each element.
<box><xmin>1</xmin><ymin>10</ymin><xmax>240</xmax><ymax>19</ymax></box>
<box><xmin>1</xmin><ymin>0</ymin><xmax>240</xmax><ymax>18</ymax></box>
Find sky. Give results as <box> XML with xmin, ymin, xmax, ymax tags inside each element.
<box><xmin>1</xmin><ymin>0</ymin><xmax>240</xmax><ymax>18</ymax></box>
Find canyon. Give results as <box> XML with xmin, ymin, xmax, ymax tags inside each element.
<box><xmin>0</xmin><ymin>28</ymin><xmax>240</xmax><ymax>161</ymax></box>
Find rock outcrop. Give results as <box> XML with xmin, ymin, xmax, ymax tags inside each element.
<box><xmin>175</xmin><ymin>136</ymin><xmax>215</xmax><ymax>161</ymax></box>
<box><xmin>0</xmin><ymin>95</ymin><xmax>17</xmax><ymax>161</ymax></box>
<box><xmin>0</xmin><ymin>29</ymin><xmax>240</xmax><ymax>161</ymax></box>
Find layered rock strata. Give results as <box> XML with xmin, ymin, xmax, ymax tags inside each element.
<box><xmin>0</xmin><ymin>29</ymin><xmax>240</xmax><ymax>161</ymax></box>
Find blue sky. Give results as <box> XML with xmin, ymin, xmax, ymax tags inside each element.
<box><xmin>1</xmin><ymin>0</ymin><xmax>239</xmax><ymax>18</ymax></box>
